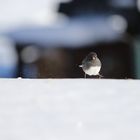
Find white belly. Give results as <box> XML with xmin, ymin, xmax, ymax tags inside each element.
<box><xmin>84</xmin><ymin>66</ymin><xmax>101</xmax><ymax>76</ymax></box>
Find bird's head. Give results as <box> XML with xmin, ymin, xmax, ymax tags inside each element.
<box><xmin>88</xmin><ymin>52</ymin><xmax>97</xmax><ymax>60</ymax></box>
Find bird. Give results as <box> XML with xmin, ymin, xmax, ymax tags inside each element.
<box><xmin>79</xmin><ymin>52</ymin><xmax>102</xmax><ymax>78</ymax></box>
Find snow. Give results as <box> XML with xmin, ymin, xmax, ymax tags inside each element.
<box><xmin>0</xmin><ymin>79</ymin><xmax>140</xmax><ymax>140</ymax></box>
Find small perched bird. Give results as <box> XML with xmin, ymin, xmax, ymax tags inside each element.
<box><xmin>79</xmin><ymin>52</ymin><xmax>102</xmax><ymax>78</ymax></box>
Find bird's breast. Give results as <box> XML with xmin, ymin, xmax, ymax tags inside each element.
<box><xmin>84</xmin><ymin>66</ymin><xmax>101</xmax><ymax>76</ymax></box>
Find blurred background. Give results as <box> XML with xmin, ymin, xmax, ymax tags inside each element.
<box><xmin>1</xmin><ymin>0</ymin><xmax>140</xmax><ymax>78</ymax></box>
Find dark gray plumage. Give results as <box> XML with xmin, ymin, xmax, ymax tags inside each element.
<box><xmin>79</xmin><ymin>52</ymin><xmax>102</xmax><ymax>78</ymax></box>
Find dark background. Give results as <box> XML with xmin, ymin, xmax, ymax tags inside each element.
<box><xmin>1</xmin><ymin>0</ymin><xmax>140</xmax><ymax>79</ymax></box>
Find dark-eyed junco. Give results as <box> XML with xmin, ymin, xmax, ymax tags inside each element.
<box><xmin>79</xmin><ymin>52</ymin><xmax>102</xmax><ymax>78</ymax></box>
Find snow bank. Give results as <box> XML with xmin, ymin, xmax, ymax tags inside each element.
<box><xmin>0</xmin><ymin>79</ymin><xmax>140</xmax><ymax>140</ymax></box>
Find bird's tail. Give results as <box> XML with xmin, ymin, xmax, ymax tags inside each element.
<box><xmin>79</xmin><ymin>65</ymin><xmax>83</xmax><ymax>68</ymax></box>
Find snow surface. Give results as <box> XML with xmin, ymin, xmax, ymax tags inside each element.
<box><xmin>0</xmin><ymin>79</ymin><xmax>140</xmax><ymax>140</ymax></box>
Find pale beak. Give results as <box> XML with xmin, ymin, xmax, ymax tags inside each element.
<box><xmin>93</xmin><ymin>57</ymin><xmax>96</xmax><ymax>60</ymax></box>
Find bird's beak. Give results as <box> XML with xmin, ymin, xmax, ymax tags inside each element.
<box><xmin>93</xmin><ymin>56</ymin><xmax>96</xmax><ymax>60</ymax></box>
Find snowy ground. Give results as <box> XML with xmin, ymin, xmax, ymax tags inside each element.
<box><xmin>0</xmin><ymin>79</ymin><xmax>140</xmax><ymax>140</ymax></box>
